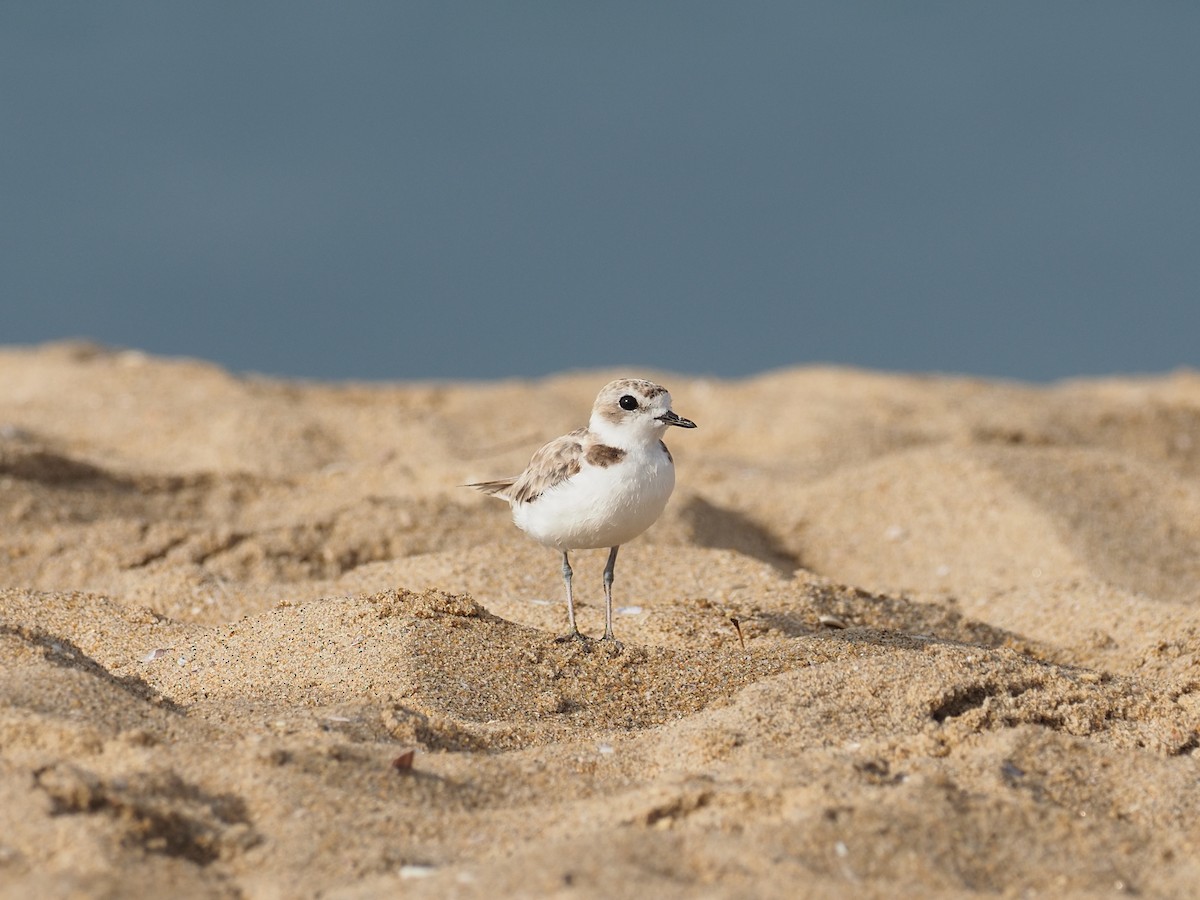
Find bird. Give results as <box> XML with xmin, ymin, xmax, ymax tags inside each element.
<box><xmin>468</xmin><ymin>378</ymin><xmax>696</xmax><ymax>645</ymax></box>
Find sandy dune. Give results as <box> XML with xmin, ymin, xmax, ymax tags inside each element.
<box><xmin>1</xmin><ymin>341</ymin><xmax>1198</xmax><ymax>897</ymax></box>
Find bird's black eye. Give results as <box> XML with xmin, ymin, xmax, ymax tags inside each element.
<box><xmin>619</xmin><ymin>395</ymin><xmax>639</xmax><ymax>411</ymax></box>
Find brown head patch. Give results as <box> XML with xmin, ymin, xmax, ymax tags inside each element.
<box><xmin>611</xmin><ymin>378</ymin><xmax>666</xmax><ymax>398</ymax></box>
<box><xmin>586</xmin><ymin>444</ymin><xmax>626</xmax><ymax>467</ymax></box>
<box><xmin>594</xmin><ymin>379</ymin><xmax>670</xmax><ymax>423</ymax></box>
<box><xmin>597</xmin><ymin>403</ymin><xmax>626</xmax><ymax>425</ymax></box>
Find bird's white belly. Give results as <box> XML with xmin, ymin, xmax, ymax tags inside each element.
<box><xmin>512</xmin><ymin>451</ymin><xmax>675</xmax><ymax>550</ymax></box>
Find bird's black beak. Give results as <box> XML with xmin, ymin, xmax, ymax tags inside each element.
<box><xmin>657</xmin><ymin>410</ymin><xmax>697</xmax><ymax>428</ymax></box>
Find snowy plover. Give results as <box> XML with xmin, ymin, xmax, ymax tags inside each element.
<box><xmin>469</xmin><ymin>379</ymin><xmax>696</xmax><ymax>644</ymax></box>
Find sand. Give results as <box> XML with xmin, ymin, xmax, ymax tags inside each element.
<box><xmin>1</xmin><ymin>340</ymin><xmax>1198</xmax><ymax>898</ymax></box>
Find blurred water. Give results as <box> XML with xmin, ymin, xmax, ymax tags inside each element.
<box><xmin>2</xmin><ymin>2</ymin><xmax>1198</xmax><ymax>381</ymax></box>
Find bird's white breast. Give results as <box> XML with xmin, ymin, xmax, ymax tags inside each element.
<box><xmin>511</xmin><ymin>442</ymin><xmax>675</xmax><ymax>551</ymax></box>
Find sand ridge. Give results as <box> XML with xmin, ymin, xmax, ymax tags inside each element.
<box><xmin>1</xmin><ymin>341</ymin><xmax>1198</xmax><ymax>897</ymax></box>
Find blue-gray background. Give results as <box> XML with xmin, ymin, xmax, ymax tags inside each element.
<box><xmin>4</xmin><ymin>3</ymin><xmax>1198</xmax><ymax>382</ymax></box>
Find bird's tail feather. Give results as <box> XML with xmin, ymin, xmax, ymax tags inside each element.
<box><xmin>465</xmin><ymin>479</ymin><xmax>515</xmax><ymax>497</ymax></box>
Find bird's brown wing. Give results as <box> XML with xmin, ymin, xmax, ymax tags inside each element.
<box><xmin>468</xmin><ymin>428</ymin><xmax>586</xmax><ymax>504</ymax></box>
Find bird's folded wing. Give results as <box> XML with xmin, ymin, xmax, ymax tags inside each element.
<box><xmin>473</xmin><ymin>428</ymin><xmax>587</xmax><ymax>504</ymax></box>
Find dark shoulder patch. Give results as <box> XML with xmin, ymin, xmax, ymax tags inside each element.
<box><xmin>659</xmin><ymin>440</ymin><xmax>673</xmax><ymax>463</ymax></box>
<box><xmin>586</xmin><ymin>444</ymin><xmax>626</xmax><ymax>468</ymax></box>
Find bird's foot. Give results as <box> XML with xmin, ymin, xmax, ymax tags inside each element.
<box><xmin>598</xmin><ymin>633</ymin><xmax>625</xmax><ymax>654</ymax></box>
<box><xmin>554</xmin><ymin>630</ymin><xmax>591</xmax><ymax>645</ymax></box>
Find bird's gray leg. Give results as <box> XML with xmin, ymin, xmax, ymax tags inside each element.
<box><xmin>554</xmin><ymin>551</ymin><xmax>587</xmax><ymax>642</ymax></box>
<box><xmin>601</xmin><ymin>546</ymin><xmax>622</xmax><ymax>646</ymax></box>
